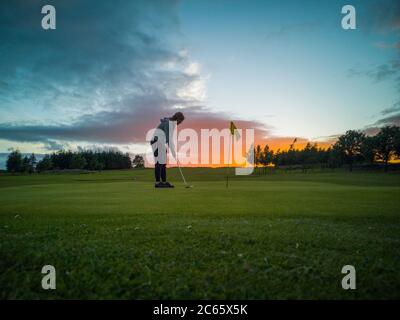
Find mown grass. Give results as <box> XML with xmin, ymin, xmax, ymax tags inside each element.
<box><xmin>0</xmin><ymin>168</ymin><xmax>399</xmax><ymax>299</ymax></box>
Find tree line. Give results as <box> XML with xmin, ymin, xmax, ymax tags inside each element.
<box><xmin>4</xmin><ymin>125</ymin><xmax>400</xmax><ymax>173</ymax></box>
<box><xmin>254</xmin><ymin>125</ymin><xmax>400</xmax><ymax>172</ymax></box>
<box><xmin>6</xmin><ymin>149</ymin><xmax>145</xmax><ymax>173</ymax></box>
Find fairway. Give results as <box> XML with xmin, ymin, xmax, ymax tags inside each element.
<box><xmin>1</xmin><ymin>169</ymin><xmax>399</xmax><ymax>299</ymax></box>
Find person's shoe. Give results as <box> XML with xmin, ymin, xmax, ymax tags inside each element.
<box><xmin>163</xmin><ymin>182</ymin><xmax>174</xmax><ymax>188</ymax></box>
<box><xmin>155</xmin><ymin>182</ymin><xmax>164</xmax><ymax>188</ymax></box>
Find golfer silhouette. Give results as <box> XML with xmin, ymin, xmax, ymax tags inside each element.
<box><xmin>150</xmin><ymin>112</ymin><xmax>184</xmax><ymax>188</ymax></box>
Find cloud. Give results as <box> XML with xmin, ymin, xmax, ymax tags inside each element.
<box><xmin>381</xmin><ymin>101</ymin><xmax>400</xmax><ymax>115</ymax></box>
<box><xmin>374</xmin><ymin>112</ymin><xmax>400</xmax><ymax>127</ymax></box>
<box><xmin>0</xmin><ymin>101</ymin><xmax>272</xmax><ymax>146</ymax></box>
<box><xmin>0</xmin><ymin>1</ymin><xmax>357</xmax><ymax>155</ymax></box>
<box><xmin>362</xmin><ymin>112</ymin><xmax>400</xmax><ymax>138</ymax></box>
<box><xmin>0</xmin><ymin>0</ymin><xmax>187</xmax><ymax>116</ymax></box>
<box><xmin>347</xmin><ymin>1</ymin><xmax>400</xmax><ymax>115</ymax></box>
<box><xmin>0</xmin><ymin>0</ymin><xmax>282</xmax><ymax>153</ymax></box>
<box><xmin>364</xmin><ymin>101</ymin><xmax>400</xmax><ymax>135</ymax></box>
<box><xmin>347</xmin><ymin>61</ymin><xmax>400</xmax><ymax>82</ymax></box>
<box><xmin>0</xmin><ymin>1</ymin><xmax>210</xmax><ymax>146</ymax></box>
<box><xmin>367</xmin><ymin>0</ymin><xmax>400</xmax><ymax>33</ymax></box>
<box><xmin>43</xmin><ymin>140</ymin><xmax>68</xmax><ymax>151</ymax></box>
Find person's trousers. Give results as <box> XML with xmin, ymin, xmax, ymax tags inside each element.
<box><xmin>151</xmin><ymin>138</ymin><xmax>167</xmax><ymax>182</ymax></box>
<box><xmin>154</xmin><ymin>162</ymin><xmax>166</xmax><ymax>183</ymax></box>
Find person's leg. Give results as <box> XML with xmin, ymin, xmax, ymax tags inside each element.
<box><xmin>162</xmin><ymin>150</ymin><xmax>174</xmax><ymax>187</ymax></box>
<box><xmin>160</xmin><ymin>164</ymin><xmax>166</xmax><ymax>183</ymax></box>
<box><xmin>151</xmin><ymin>139</ymin><xmax>161</xmax><ymax>184</ymax></box>
<box><xmin>155</xmin><ymin>162</ymin><xmax>161</xmax><ymax>182</ymax></box>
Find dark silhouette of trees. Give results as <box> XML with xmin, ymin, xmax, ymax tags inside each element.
<box><xmin>21</xmin><ymin>153</ymin><xmax>36</xmax><ymax>173</ymax></box>
<box><xmin>374</xmin><ymin>126</ymin><xmax>400</xmax><ymax>172</ymax></box>
<box><xmin>260</xmin><ymin>145</ymin><xmax>274</xmax><ymax>166</ymax></box>
<box><xmin>395</xmin><ymin>129</ymin><xmax>400</xmax><ymax>158</ymax></box>
<box><xmin>252</xmin><ymin>126</ymin><xmax>400</xmax><ymax>173</ymax></box>
<box><xmin>254</xmin><ymin>145</ymin><xmax>262</xmax><ymax>167</ymax></box>
<box><xmin>253</xmin><ymin>144</ymin><xmax>274</xmax><ymax>174</ymax></box>
<box><xmin>300</xmin><ymin>143</ymin><xmax>319</xmax><ymax>171</ymax></box>
<box><xmin>78</xmin><ymin>150</ymin><xmax>104</xmax><ymax>171</ymax></box>
<box><xmin>6</xmin><ymin>150</ymin><xmax>23</xmax><ymax>173</ymax></box>
<box><xmin>333</xmin><ymin>130</ymin><xmax>365</xmax><ymax>171</ymax></box>
<box><xmin>33</xmin><ymin>149</ymin><xmax>133</xmax><ymax>172</ymax></box>
<box><xmin>48</xmin><ymin>150</ymin><xmax>132</xmax><ymax>170</ymax></box>
<box><xmin>132</xmin><ymin>155</ymin><xmax>145</xmax><ymax>168</ymax></box>
<box><xmin>28</xmin><ymin>154</ymin><xmax>37</xmax><ymax>172</ymax></box>
<box><xmin>36</xmin><ymin>155</ymin><xmax>53</xmax><ymax>172</ymax></box>
<box><xmin>70</xmin><ymin>154</ymin><xmax>87</xmax><ymax>170</ymax></box>
<box><xmin>6</xmin><ymin>151</ymin><xmax>37</xmax><ymax>173</ymax></box>
<box><xmin>5</xmin><ymin>126</ymin><xmax>400</xmax><ymax>174</ymax></box>
<box><xmin>360</xmin><ymin>135</ymin><xmax>376</xmax><ymax>165</ymax></box>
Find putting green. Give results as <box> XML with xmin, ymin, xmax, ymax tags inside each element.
<box><xmin>0</xmin><ymin>169</ymin><xmax>399</xmax><ymax>299</ymax></box>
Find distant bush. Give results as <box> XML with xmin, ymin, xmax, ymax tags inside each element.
<box><xmin>255</xmin><ymin>125</ymin><xmax>400</xmax><ymax>172</ymax></box>
<box><xmin>6</xmin><ymin>150</ymin><xmax>23</xmax><ymax>173</ymax></box>
<box><xmin>36</xmin><ymin>155</ymin><xmax>53</xmax><ymax>172</ymax></box>
<box><xmin>132</xmin><ymin>155</ymin><xmax>145</xmax><ymax>168</ymax></box>
<box><xmin>6</xmin><ymin>150</ymin><xmax>36</xmax><ymax>173</ymax></box>
<box><xmin>35</xmin><ymin>149</ymin><xmax>133</xmax><ymax>171</ymax></box>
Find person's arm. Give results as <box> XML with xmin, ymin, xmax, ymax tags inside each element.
<box><xmin>167</xmin><ymin>120</ymin><xmax>177</xmax><ymax>159</ymax></box>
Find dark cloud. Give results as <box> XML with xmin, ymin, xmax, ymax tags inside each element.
<box><xmin>0</xmin><ymin>0</ymin><xmax>185</xmax><ymax>112</ymax></box>
<box><xmin>374</xmin><ymin>112</ymin><xmax>400</xmax><ymax>126</ymax></box>
<box><xmin>0</xmin><ymin>100</ymin><xmax>271</xmax><ymax>146</ymax></box>
<box><xmin>381</xmin><ymin>101</ymin><xmax>400</xmax><ymax>115</ymax></box>
<box><xmin>43</xmin><ymin>140</ymin><xmax>68</xmax><ymax>151</ymax></box>
<box><xmin>0</xmin><ymin>0</ymin><xmax>274</xmax><ymax>150</ymax></box>
<box><xmin>347</xmin><ymin>0</ymin><xmax>400</xmax><ymax>120</ymax></box>
<box><xmin>347</xmin><ymin>61</ymin><xmax>400</xmax><ymax>82</ymax></box>
<box><xmin>365</xmin><ymin>107</ymin><xmax>400</xmax><ymax>136</ymax></box>
<box><xmin>367</xmin><ymin>0</ymin><xmax>400</xmax><ymax>33</ymax></box>
<box><xmin>0</xmin><ymin>0</ymin><xmax>271</xmax><ymax>149</ymax></box>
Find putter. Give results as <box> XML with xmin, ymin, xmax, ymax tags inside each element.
<box><xmin>177</xmin><ymin>159</ymin><xmax>193</xmax><ymax>188</ymax></box>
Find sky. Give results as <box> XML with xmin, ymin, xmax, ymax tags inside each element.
<box><xmin>0</xmin><ymin>0</ymin><xmax>399</xmax><ymax>160</ymax></box>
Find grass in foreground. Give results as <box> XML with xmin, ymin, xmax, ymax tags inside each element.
<box><xmin>0</xmin><ymin>168</ymin><xmax>399</xmax><ymax>299</ymax></box>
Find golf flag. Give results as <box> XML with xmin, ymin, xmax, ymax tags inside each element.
<box><xmin>230</xmin><ymin>121</ymin><xmax>241</xmax><ymax>141</ymax></box>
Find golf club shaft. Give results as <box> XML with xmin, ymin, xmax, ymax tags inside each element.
<box><xmin>177</xmin><ymin>159</ymin><xmax>188</xmax><ymax>185</ymax></box>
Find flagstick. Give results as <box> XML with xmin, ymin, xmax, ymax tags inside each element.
<box><xmin>226</xmin><ymin>134</ymin><xmax>232</xmax><ymax>188</ymax></box>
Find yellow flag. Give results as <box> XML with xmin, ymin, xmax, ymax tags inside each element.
<box><xmin>229</xmin><ymin>121</ymin><xmax>241</xmax><ymax>141</ymax></box>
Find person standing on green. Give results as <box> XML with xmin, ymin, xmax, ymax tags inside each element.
<box><xmin>150</xmin><ymin>112</ymin><xmax>184</xmax><ymax>188</ymax></box>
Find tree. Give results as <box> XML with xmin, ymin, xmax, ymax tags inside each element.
<box><xmin>300</xmin><ymin>143</ymin><xmax>319</xmax><ymax>171</ymax></box>
<box><xmin>360</xmin><ymin>135</ymin><xmax>376</xmax><ymax>165</ymax></box>
<box><xmin>36</xmin><ymin>155</ymin><xmax>53</xmax><ymax>172</ymax></box>
<box><xmin>395</xmin><ymin>128</ymin><xmax>400</xmax><ymax>159</ymax></box>
<box><xmin>333</xmin><ymin>130</ymin><xmax>365</xmax><ymax>171</ymax></box>
<box><xmin>324</xmin><ymin>147</ymin><xmax>342</xmax><ymax>169</ymax></box>
<box><xmin>375</xmin><ymin>126</ymin><xmax>400</xmax><ymax>172</ymax></box>
<box><xmin>69</xmin><ymin>154</ymin><xmax>87</xmax><ymax>169</ymax></box>
<box><xmin>261</xmin><ymin>144</ymin><xmax>274</xmax><ymax>166</ymax></box>
<box><xmin>21</xmin><ymin>156</ymin><xmax>31</xmax><ymax>173</ymax></box>
<box><xmin>254</xmin><ymin>145</ymin><xmax>262</xmax><ymax>167</ymax></box>
<box><xmin>27</xmin><ymin>153</ymin><xmax>37</xmax><ymax>173</ymax></box>
<box><xmin>6</xmin><ymin>150</ymin><xmax>23</xmax><ymax>173</ymax></box>
<box><xmin>132</xmin><ymin>155</ymin><xmax>145</xmax><ymax>168</ymax></box>
<box><xmin>88</xmin><ymin>157</ymin><xmax>104</xmax><ymax>171</ymax></box>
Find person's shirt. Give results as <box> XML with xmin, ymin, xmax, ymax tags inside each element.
<box><xmin>154</xmin><ymin>117</ymin><xmax>177</xmax><ymax>157</ymax></box>
<box><xmin>157</xmin><ymin>117</ymin><xmax>170</xmax><ymax>144</ymax></box>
